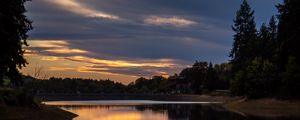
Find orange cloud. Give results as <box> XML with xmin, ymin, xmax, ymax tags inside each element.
<box><xmin>45</xmin><ymin>48</ymin><xmax>88</xmax><ymax>54</ymax></box>
<box><xmin>68</xmin><ymin>56</ymin><xmax>177</xmax><ymax>68</ymax></box>
<box><xmin>22</xmin><ymin>40</ymin><xmax>187</xmax><ymax>82</ymax></box>
<box><xmin>48</xmin><ymin>67</ymin><xmax>76</xmax><ymax>71</ymax></box>
<box><xmin>47</xmin><ymin>0</ymin><xmax>119</xmax><ymax>20</ymax></box>
<box><xmin>28</xmin><ymin>40</ymin><xmax>68</xmax><ymax>48</ymax></box>
<box><xmin>26</xmin><ymin>40</ymin><xmax>90</xmax><ymax>54</ymax></box>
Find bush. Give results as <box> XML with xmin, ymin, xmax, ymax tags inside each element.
<box><xmin>280</xmin><ymin>56</ymin><xmax>300</xmax><ymax>99</ymax></box>
<box><xmin>0</xmin><ymin>88</ymin><xmax>40</xmax><ymax>108</ymax></box>
<box><xmin>230</xmin><ymin>70</ymin><xmax>246</xmax><ymax>96</ymax></box>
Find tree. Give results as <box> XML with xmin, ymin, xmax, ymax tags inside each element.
<box><xmin>243</xmin><ymin>58</ymin><xmax>277</xmax><ymax>98</ymax></box>
<box><xmin>257</xmin><ymin>23</ymin><xmax>269</xmax><ymax>59</ymax></box>
<box><xmin>202</xmin><ymin>63</ymin><xmax>218</xmax><ymax>91</ymax></box>
<box><xmin>229</xmin><ymin>0</ymin><xmax>257</xmax><ymax>95</ymax></box>
<box><xmin>256</xmin><ymin>18</ymin><xmax>277</xmax><ymax>60</ymax></box>
<box><xmin>277</xmin><ymin>0</ymin><xmax>300</xmax><ymax>69</ymax></box>
<box><xmin>276</xmin><ymin>0</ymin><xmax>300</xmax><ymax>99</ymax></box>
<box><xmin>214</xmin><ymin>63</ymin><xmax>231</xmax><ymax>89</ymax></box>
<box><xmin>229</xmin><ymin>0</ymin><xmax>257</xmax><ymax>73</ymax></box>
<box><xmin>0</xmin><ymin>0</ymin><xmax>33</xmax><ymax>87</ymax></box>
<box><xmin>281</xmin><ymin>56</ymin><xmax>300</xmax><ymax>99</ymax></box>
<box><xmin>268</xmin><ymin>16</ymin><xmax>278</xmax><ymax>51</ymax></box>
<box><xmin>179</xmin><ymin>61</ymin><xmax>208</xmax><ymax>94</ymax></box>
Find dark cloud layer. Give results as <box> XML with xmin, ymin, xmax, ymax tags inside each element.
<box><xmin>23</xmin><ymin>0</ymin><xmax>281</xmax><ymax>80</ymax></box>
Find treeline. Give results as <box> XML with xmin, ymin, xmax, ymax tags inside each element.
<box><xmin>24</xmin><ymin>77</ymin><xmax>126</xmax><ymax>94</ymax></box>
<box><xmin>127</xmin><ymin>62</ymin><xmax>230</xmax><ymax>94</ymax></box>
<box><xmin>229</xmin><ymin>0</ymin><xmax>300</xmax><ymax>99</ymax></box>
<box><xmin>23</xmin><ymin>62</ymin><xmax>230</xmax><ymax>95</ymax></box>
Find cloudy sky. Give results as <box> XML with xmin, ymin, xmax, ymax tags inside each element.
<box><xmin>21</xmin><ymin>0</ymin><xmax>281</xmax><ymax>84</ymax></box>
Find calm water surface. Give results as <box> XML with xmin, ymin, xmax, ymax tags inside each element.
<box><xmin>44</xmin><ymin>100</ymin><xmax>298</xmax><ymax>120</ymax></box>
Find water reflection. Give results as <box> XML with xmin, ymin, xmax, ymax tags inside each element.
<box><xmin>57</xmin><ymin>104</ymin><xmax>298</xmax><ymax>120</ymax></box>
<box><xmin>61</xmin><ymin>105</ymin><xmax>167</xmax><ymax>120</ymax></box>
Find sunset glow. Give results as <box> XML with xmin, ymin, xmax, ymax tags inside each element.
<box><xmin>46</xmin><ymin>0</ymin><xmax>119</xmax><ymax>20</ymax></box>
<box><xmin>22</xmin><ymin>0</ymin><xmax>280</xmax><ymax>83</ymax></box>
<box><xmin>22</xmin><ymin>40</ymin><xmax>185</xmax><ymax>83</ymax></box>
<box><xmin>61</xmin><ymin>106</ymin><xmax>168</xmax><ymax>120</ymax></box>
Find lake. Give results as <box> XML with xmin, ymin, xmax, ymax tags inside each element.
<box><xmin>44</xmin><ymin>100</ymin><xmax>298</xmax><ymax>120</ymax></box>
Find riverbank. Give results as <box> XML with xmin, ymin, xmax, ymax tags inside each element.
<box><xmin>224</xmin><ymin>98</ymin><xmax>300</xmax><ymax>118</ymax></box>
<box><xmin>0</xmin><ymin>88</ymin><xmax>77</xmax><ymax>120</ymax></box>
<box><xmin>37</xmin><ymin>94</ymin><xmax>300</xmax><ymax>118</ymax></box>
<box><xmin>0</xmin><ymin>104</ymin><xmax>77</xmax><ymax>120</ymax></box>
<box><xmin>37</xmin><ymin>94</ymin><xmax>240</xmax><ymax>102</ymax></box>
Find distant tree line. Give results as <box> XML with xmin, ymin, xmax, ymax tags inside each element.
<box><xmin>24</xmin><ymin>77</ymin><xmax>126</xmax><ymax>94</ymax></box>
<box><xmin>127</xmin><ymin>62</ymin><xmax>230</xmax><ymax>94</ymax></box>
<box><xmin>23</xmin><ymin>61</ymin><xmax>231</xmax><ymax>95</ymax></box>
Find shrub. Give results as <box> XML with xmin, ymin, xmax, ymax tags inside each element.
<box><xmin>0</xmin><ymin>88</ymin><xmax>40</xmax><ymax>108</ymax></box>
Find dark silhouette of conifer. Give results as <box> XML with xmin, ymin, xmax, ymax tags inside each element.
<box><xmin>0</xmin><ymin>0</ymin><xmax>33</xmax><ymax>87</ymax></box>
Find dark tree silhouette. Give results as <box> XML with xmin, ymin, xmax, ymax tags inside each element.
<box><xmin>277</xmin><ymin>0</ymin><xmax>300</xmax><ymax>68</ymax></box>
<box><xmin>229</xmin><ymin>0</ymin><xmax>257</xmax><ymax>95</ymax></box>
<box><xmin>268</xmin><ymin>16</ymin><xmax>278</xmax><ymax>55</ymax></box>
<box><xmin>230</xmin><ymin>0</ymin><xmax>257</xmax><ymax>71</ymax></box>
<box><xmin>0</xmin><ymin>0</ymin><xmax>33</xmax><ymax>87</ymax></box>
<box><xmin>276</xmin><ymin>0</ymin><xmax>300</xmax><ymax>98</ymax></box>
<box><xmin>202</xmin><ymin>62</ymin><xmax>218</xmax><ymax>91</ymax></box>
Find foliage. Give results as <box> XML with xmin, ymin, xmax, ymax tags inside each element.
<box><xmin>0</xmin><ymin>0</ymin><xmax>33</xmax><ymax>87</ymax></box>
<box><xmin>229</xmin><ymin>0</ymin><xmax>257</xmax><ymax>73</ymax></box>
<box><xmin>230</xmin><ymin>70</ymin><xmax>246</xmax><ymax>96</ymax></box>
<box><xmin>280</xmin><ymin>56</ymin><xmax>300</xmax><ymax>99</ymax></box>
<box><xmin>127</xmin><ymin>76</ymin><xmax>169</xmax><ymax>94</ymax></box>
<box><xmin>179</xmin><ymin>61</ymin><xmax>208</xmax><ymax>94</ymax></box>
<box><xmin>24</xmin><ymin>77</ymin><xmax>127</xmax><ymax>94</ymax></box>
<box><xmin>23</xmin><ymin>63</ymin><xmax>231</xmax><ymax>95</ymax></box>
<box><xmin>0</xmin><ymin>88</ymin><xmax>40</xmax><ymax>108</ymax></box>
<box><xmin>176</xmin><ymin>61</ymin><xmax>230</xmax><ymax>94</ymax></box>
<box><xmin>244</xmin><ymin>58</ymin><xmax>277</xmax><ymax>98</ymax></box>
<box><xmin>277</xmin><ymin>0</ymin><xmax>300</xmax><ymax>69</ymax></box>
<box><xmin>229</xmin><ymin>0</ymin><xmax>299</xmax><ymax>99</ymax></box>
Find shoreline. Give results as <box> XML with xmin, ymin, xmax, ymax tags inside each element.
<box><xmin>0</xmin><ymin>104</ymin><xmax>77</xmax><ymax>120</ymax></box>
<box><xmin>37</xmin><ymin>94</ymin><xmax>240</xmax><ymax>102</ymax></box>
<box><xmin>223</xmin><ymin>98</ymin><xmax>300</xmax><ymax>118</ymax></box>
<box><xmin>39</xmin><ymin>94</ymin><xmax>300</xmax><ymax>118</ymax></box>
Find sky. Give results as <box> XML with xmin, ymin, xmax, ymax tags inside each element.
<box><xmin>21</xmin><ymin>0</ymin><xmax>282</xmax><ymax>84</ymax></box>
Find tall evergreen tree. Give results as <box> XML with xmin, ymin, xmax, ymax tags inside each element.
<box><xmin>230</xmin><ymin>0</ymin><xmax>257</xmax><ymax>73</ymax></box>
<box><xmin>268</xmin><ymin>16</ymin><xmax>277</xmax><ymax>43</ymax></box>
<box><xmin>267</xmin><ymin>16</ymin><xmax>278</xmax><ymax>61</ymax></box>
<box><xmin>0</xmin><ymin>0</ymin><xmax>33</xmax><ymax>87</ymax></box>
<box><xmin>203</xmin><ymin>62</ymin><xmax>218</xmax><ymax>91</ymax></box>
<box><xmin>229</xmin><ymin>0</ymin><xmax>257</xmax><ymax>95</ymax></box>
<box><xmin>277</xmin><ymin>0</ymin><xmax>300</xmax><ymax>68</ymax></box>
<box><xmin>257</xmin><ymin>23</ymin><xmax>269</xmax><ymax>59</ymax></box>
<box><xmin>277</xmin><ymin>0</ymin><xmax>300</xmax><ymax>98</ymax></box>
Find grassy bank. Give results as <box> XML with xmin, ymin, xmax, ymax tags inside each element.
<box><xmin>224</xmin><ymin>98</ymin><xmax>300</xmax><ymax>117</ymax></box>
<box><xmin>0</xmin><ymin>88</ymin><xmax>77</xmax><ymax>120</ymax></box>
<box><xmin>0</xmin><ymin>105</ymin><xmax>77</xmax><ymax>120</ymax></box>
